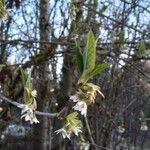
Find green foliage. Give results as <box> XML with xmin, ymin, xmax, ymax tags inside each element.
<box><xmin>76</xmin><ymin>31</ymin><xmax>110</xmax><ymax>84</ymax></box>
<box><xmin>90</xmin><ymin>63</ymin><xmax>110</xmax><ymax>77</ymax></box>
<box><xmin>75</xmin><ymin>41</ymin><xmax>84</xmax><ymax>73</ymax></box>
<box><xmin>93</xmin><ymin>0</ymin><xmax>99</xmax><ymax>7</ymax></box>
<box><xmin>78</xmin><ymin>31</ymin><xmax>97</xmax><ymax>83</ymax></box>
<box><xmin>84</xmin><ymin>30</ymin><xmax>97</xmax><ymax>72</ymax></box>
<box><xmin>20</xmin><ymin>68</ymin><xmax>36</xmax><ymax>108</ymax></box>
<box><xmin>119</xmin><ymin>31</ymin><xmax>125</xmax><ymax>46</ymax></box>
<box><xmin>138</xmin><ymin>39</ymin><xmax>147</xmax><ymax>57</ymax></box>
<box><xmin>139</xmin><ymin>111</ymin><xmax>146</xmax><ymax>122</ymax></box>
<box><xmin>20</xmin><ymin>68</ymin><xmax>29</xmax><ymax>86</ymax></box>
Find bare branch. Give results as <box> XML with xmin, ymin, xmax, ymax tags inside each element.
<box><xmin>0</xmin><ymin>93</ymin><xmax>58</xmax><ymax>118</ymax></box>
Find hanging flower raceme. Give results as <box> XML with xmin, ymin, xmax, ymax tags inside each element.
<box><xmin>56</xmin><ymin>31</ymin><xmax>109</xmax><ymax>140</ymax></box>
<box><xmin>117</xmin><ymin>126</ymin><xmax>125</xmax><ymax>134</ymax></box>
<box><xmin>18</xmin><ymin>103</ymin><xmax>39</xmax><ymax>124</ymax></box>
<box><xmin>20</xmin><ymin>68</ymin><xmax>39</xmax><ymax>124</ymax></box>
<box><xmin>70</xmin><ymin>95</ymin><xmax>87</xmax><ymax>117</ymax></box>
<box><xmin>140</xmin><ymin>122</ymin><xmax>148</xmax><ymax>131</ymax></box>
<box><xmin>55</xmin><ymin>112</ymin><xmax>82</xmax><ymax>139</ymax></box>
<box><xmin>70</xmin><ymin>82</ymin><xmax>104</xmax><ymax>117</ymax></box>
<box><xmin>77</xmin><ymin>83</ymin><xmax>104</xmax><ymax>105</ymax></box>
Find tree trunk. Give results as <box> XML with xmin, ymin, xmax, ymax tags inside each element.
<box><xmin>33</xmin><ymin>0</ymin><xmax>51</xmax><ymax>150</ymax></box>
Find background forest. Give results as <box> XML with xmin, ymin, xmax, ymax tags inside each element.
<box><xmin>0</xmin><ymin>0</ymin><xmax>150</xmax><ymax>150</ymax></box>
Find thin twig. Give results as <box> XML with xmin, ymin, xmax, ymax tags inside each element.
<box><xmin>84</xmin><ymin>117</ymin><xmax>96</xmax><ymax>146</ymax></box>
<box><xmin>83</xmin><ymin>3</ymin><xmax>149</xmax><ymax>36</ymax></box>
<box><xmin>0</xmin><ymin>93</ymin><xmax>58</xmax><ymax>118</ymax></box>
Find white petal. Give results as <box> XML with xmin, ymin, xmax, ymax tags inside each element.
<box><xmin>21</xmin><ymin>105</ymin><xmax>29</xmax><ymax>114</ymax></box>
<box><xmin>70</xmin><ymin>95</ymin><xmax>78</xmax><ymax>102</ymax></box>
<box><xmin>32</xmin><ymin>90</ymin><xmax>37</xmax><ymax>97</ymax></box>
<box><xmin>25</xmin><ymin>114</ymin><xmax>31</xmax><ymax>121</ymax></box>
<box><xmin>73</xmin><ymin>127</ymin><xmax>82</xmax><ymax>136</ymax></box>
<box><xmin>140</xmin><ymin>125</ymin><xmax>148</xmax><ymax>131</ymax></box>
<box><xmin>32</xmin><ymin>116</ymin><xmax>39</xmax><ymax>124</ymax></box>
<box><xmin>17</xmin><ymin>104</ymin><xmax>25</xmax><ymax>109</ymax></box>
<box><xmin>73</xmin><ymin>101</ymin><xmax>87</xmax><ymax>117</ymax></box>
<box><xmin>55</xmin><ymin>128</ymin><xmax>71</xmax><ymax>139</ymax></box>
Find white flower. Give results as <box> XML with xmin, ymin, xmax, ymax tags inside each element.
<box><xmin>73</xmin><ymin>126</ymin><xmax>82</xmax><ymax>136</ymax></box>
<box><xmin>50</xmin><ymin>88</ymin><xmax>54</xmax><ymax>92</ymax></box>
<box><xmin>70</xmin><ymin>95</ymin><xmax>78</xmax><ymax>102</ymax></box>
<box><xmin>140</xmin><ymin>125</ymin><xmax>148</xmax><ymax>131</ymax></box>
<box><xmin>117</xmin><ymin>126</ymin><xmax>125</xmax><ymax>134</ymax></box>
<box><xmin>73</xmin><ymin>101</ymin><xmax>87</xmax><ymax>117</ymax></box>
<box><xmin>80</xmin><ymin>142</ymin><xmax>90</xmax><ymax>150</ymax></box>
<box><xmin>55</xmin><ymin>126</ymin><xmax>82</xmax><ymax>139</ymax></box>
<box><xmin>31</xmin><ymin>90</ymin><xmax>37</xmax><ymax>98</ymax></box>
<box><xmin>19</xmin><ymin>104</ymin><xmax>39</xmax><ymax>124</ymax></box>
<box><xmin>55</xmin><ymin>128</ymin><xmax>71</xmax><ymax>139</ymax></box>
<box><xmin>1</xmin><ymin>134</ymin><xmax>5</xmax><ymax>140</ymax></box>
<box><xmin>0</xmin><ymin>107</ymin><xmax>3</xmax><ymax>112</ymax></box>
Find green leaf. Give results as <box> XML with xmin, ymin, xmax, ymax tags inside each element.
<box><xmin>75</xmin><ymin>41</ymin><xmax>84</xmax><ymax>73</ymax></box>
<box><xmin>138</xmin><ymin>40</ymin><xmax>146</xmax><ymax>57</ymax></box>
<box><xmin>90</xmin><ymin>63</ymin><xmax>110</xmax><ymax>77</ymax></box>
<box><xmin>139</xmin><ymin>111</ymin><xmax>146</xmax><ymax>122</ymax></box>
<box><xmin>78</xmin><ymin>70</ymin><xmax>91</xmax><ymax>84</ymax></box>
<box><xmin>25</xmin><ymin>73</ymin><xmax>32</xmax><ymax>90</ymax></box>
<box><xmin>84</xmin><ymin>30</ymin><xmax>97</xmax><ymax>73</ymax></box>
<box><xmin>78</xmin><ymin>63</ymin><xmax>110</xmax><ymax>84</ymax></box>
<box><xmin>93</xmin><ymin>0</ymin><xmax>99</xmax><ymax>7</ymax></box>
<box><xmin>20</xmin><ymin>68</ymin><xmax>28</xmax><ymax>86</ymax></box>
<box><xmin>119</xmin><ymin>32</ymin><xmax>125</xmax><ymax>46</ymax></box>
<box><xmin>78</xmin><ymin>31</ymin><xmax>97</xmax><ymax>84</ymax></box>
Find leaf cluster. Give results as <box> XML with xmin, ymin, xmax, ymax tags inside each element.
<box><xmin>76</xmin><ymin>30</ymin><xmax>110</xmax><ymax>84</ymax></box>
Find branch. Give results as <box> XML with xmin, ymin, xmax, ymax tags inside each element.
<box><xmin>0</xmin><ymin>93</ymin><xmax>58</xmax><ymax>118</ymax></box>
<box><xmin>83</xmin><ymin>3</ymin><xmax>149</xmax><ymax>36</ymax></box>
<box><xmin>120</xmin><ymin>0</ymin><xmax>150</xmax><ymax>14</ymax></box>
<box><xmin>84</xmin><ymin>117</ymin><xmax>96</xmax><ymax>146</ymax></box>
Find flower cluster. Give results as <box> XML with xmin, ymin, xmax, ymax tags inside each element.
<box><xmin>18</xmin><ymin>88</ymin><xmax>39</xmax><ymax>124</ymax></box>
<box><xmin>77</xmin><ymin>83</ymin><xmax>104</xmax><ymax>104</ymax></box>
<box><xmin>18</xmin><ymin>104</ymin><xmax>39</xmax><ymax>124</ymax></box>
<box><xmin>140</xmin><ymin>123</ymin><xmax>148</xmax><ymax>131</ymax></box>
<box><xmin>70</xmin><ymin>95</ymin><xmax>87</xmax><ymax>117</ymax></box>
<box><xmin>55</xmin><ymin>112</ymin><xmax>82</xmax><ymax>139</ymax></box>
<box><xmin>117</xmin><ymin>126</ymin><xmax>125</xmax><ymax>134</ymax></box>
<box><xmin>70</xmin><ymin>83</ymin><xmax>104</xmax><ymax>117</ymax></box>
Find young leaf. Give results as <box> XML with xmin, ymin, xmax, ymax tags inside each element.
<box><xmin>138</xmin><ymin>39</ymin><xmax>146</xmax><ymax>57</ymax></box>
<box><xmin>78</xmin><ymin>70</ymin><xmax>91</xmax><ymax>84</ymax></box>
<box><xmin>84</xmin><ymin>30</ymin><xmax>97</xmax><ymax>73</ymax></box>
<box><xmin>139</xmin><ymin>111</ymin><xmax>146</xmax><ymax>122</ymax></box>
<box><xmin>119</xmin><ymin>31</ymin><xmax>125</xmax><ymax>46</ymax></box>
<box><xmin>20</xmin><ymin>68</ymin><xmax>28</xmax><ymax>86</ymax></box>
<box><xmin>93</xmin><ymin>0</ymin><xmax>99</xmax><ymax>7</ymax></box>
<box><xmin>75</xmin><ymin>41</ymin><xmax>84</xmax><ymax>73</ymax></box>
<box><xmin>90</xmin><ymin>63</ymin><xmax>110</xmax><ymax>77</ymax></box>
<box><xmin>78</xmin><ymin>31</ymin><xmax>97</xmax><ymax>84</ymax></box>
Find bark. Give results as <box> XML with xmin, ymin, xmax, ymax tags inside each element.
<box><xmin>33</xmin><ymin>0</ymin><xmax>51</xmax><ymax>150</ymax></box>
